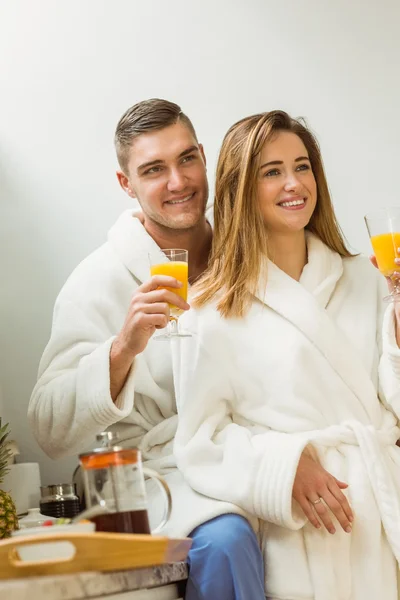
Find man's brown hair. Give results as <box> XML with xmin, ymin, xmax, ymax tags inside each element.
<box><xmin>114</xmin><ymin>98</ymin><xmax>198</xmax><ymax>174</ymax></box>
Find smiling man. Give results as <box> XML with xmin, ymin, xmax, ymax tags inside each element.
<box><xmin>28</xmin><ymin>99</ymin><xmax>265</xmax><ymax>600</ymax></box>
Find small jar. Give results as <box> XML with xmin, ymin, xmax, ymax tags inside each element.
<box><xmin>40</xmin><ymin>483</ymin><xmax>80</xmax><ymax>519</ymax></box>
<box><xmin>18</xmin><ymin>508</ymin><xmax>56</xmax><ymax>528</ymax></box>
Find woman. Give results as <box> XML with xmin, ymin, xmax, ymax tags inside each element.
<box><xmin>172</xmin><ymin>110</ymin><xmax>400</xmax><ymax>600</ymax></box>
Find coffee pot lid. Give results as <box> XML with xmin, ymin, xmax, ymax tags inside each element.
<box><xmin>78</xmin><ymin>430</ymin><xmax>124</xmax><ymax>459</ymax></box>
<box><xmin>96</xmin><ymin>431</ymin><xmax>121</xmax><ymax>447</ymax></box>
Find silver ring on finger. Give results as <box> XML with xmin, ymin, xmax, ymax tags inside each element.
<box><xmin>311</xmin><ymin>497</ymin><xmax>323</xmax><ymax>505</ymax></box>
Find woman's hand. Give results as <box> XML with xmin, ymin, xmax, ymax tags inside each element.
<box><xmin>370</xmin><ymin>254</ymin><xmax>400</xmax><ymax>343</ymax></box>
<box><xmin>293</xmin><ymin>450</ymin><xmax>353</xmax><ymax>534</ymax></box>
<box><xmin>370</xmin><ymin>254</ymin><xmax>400</xmax><ymax>294</ymax></box>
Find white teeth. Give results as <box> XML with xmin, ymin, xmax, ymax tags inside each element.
<box><xmin>280</xmin><ymin>199</ymin><xmax>305</xmax><ymax>208</ymax></box>
<box><xmin>167</xmin><ymin>195</ymin><xmax>192</xmax><ymax>205</ymax></box>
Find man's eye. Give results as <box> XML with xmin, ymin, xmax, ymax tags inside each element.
<box><xmin>145</xmin><ymin>166</ymin><xmax>162</xmax><ymax>174</ymax></box>
<box><xmin>265</xmin><ymin>169</ymin><xmax>280</xmax><ymax>177</ymax></box>
<box><xmin>182</xmin><ymin>155</ymin><xmax>195</xmax><ymax>164</ymax></box>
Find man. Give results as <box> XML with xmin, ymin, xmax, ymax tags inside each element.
<box><xmin>29</xmin><ymin>99</ymin><xmax>265</xmax><ymax>600</ymax></box>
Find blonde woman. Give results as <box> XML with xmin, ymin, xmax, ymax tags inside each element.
<box><xmin>173</xmin><ymin>111</ymin><xmax>400</xmax><ymax>600</ymax></box>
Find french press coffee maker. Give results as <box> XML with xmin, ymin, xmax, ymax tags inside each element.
<box><xmin>74</xmin><ymin>432</ymin><xmax>172</xmax><ymax>534</ymax></box>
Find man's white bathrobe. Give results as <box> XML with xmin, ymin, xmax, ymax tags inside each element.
<box><xmin>173</xmin><ymin>233</ymin><xmax>400</xmax><ymax>600</ymax></box>
<box><xmin>28</xmin><ymin>209</ymin><xmax>255</xmax><ymax>537</ymax></box>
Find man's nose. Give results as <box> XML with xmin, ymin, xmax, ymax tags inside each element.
<box><xmin>167</xmin><ymin>168</ymin><xmax>186</xmax><ymax>192</ymax></box>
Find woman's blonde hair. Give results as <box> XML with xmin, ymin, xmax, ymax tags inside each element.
<box><xmin>194</xmin><ymin>110</ymin><xmax>354</xmax><ymax>317</ymax></box>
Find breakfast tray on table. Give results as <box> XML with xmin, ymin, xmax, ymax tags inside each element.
<box><xmin>0</xmin><ymin>532</ymin><xmax>192</xmax><ymax>579</ymax></box>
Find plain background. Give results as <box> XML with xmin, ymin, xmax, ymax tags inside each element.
<box><xmin>1</xmin><ymin>0</ymin><xmax>400</xmax><ymax>484</ymax></box>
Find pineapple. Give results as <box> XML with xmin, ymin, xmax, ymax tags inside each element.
<box><xmin>0</xmin><ymin>419</ymin><xmax>18</xmax><ymax>538</ymax></box>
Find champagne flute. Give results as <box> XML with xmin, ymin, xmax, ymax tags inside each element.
<box><xmin>364</xmin><ymin>207</ymin><xmax>400</xmax><ymax>302</ymax></box>
<box><xmin>150</xmin><ymin>249</ymin><xmax>191</xmax><ymax>339</ymax></box>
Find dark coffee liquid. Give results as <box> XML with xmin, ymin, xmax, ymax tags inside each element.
<box><xmin>40</xmin><ymin>498</ymin><xmax>81</xmax><ymax>519</ymax></box>
<box><xmin>91</xmin><ymin>509</ymin><xmax>151</xmax><ymax>534</ymax></box>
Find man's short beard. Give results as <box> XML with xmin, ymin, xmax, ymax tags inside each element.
<box><xmin>138</xmin><ymin>188</ymin><xmax>208</xmax><ymax>232</ymax></box>
<box><xmin>148</xmin><ymin>208</ymin><xmax>205</xmax><ymax>232</ymax></box>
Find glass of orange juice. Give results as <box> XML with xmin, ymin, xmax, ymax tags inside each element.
<box><xmin>365</xmin><ymin>207</ymin><xmax>400</xmax><ymax>302</ymax></box>
<box><xmin>150</xmin><ymin>249</ymin><xmax>191</xmax><ymax>339</ymax></box>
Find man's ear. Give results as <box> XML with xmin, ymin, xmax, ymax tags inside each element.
<box><xmin>116</xmin><ymin>171</ymin><xmax>137</xmax><ymax>199</ymax></box>
<box><xmin>199</xmin><ymin>143</ymin><xmax>207</xmax><ymax>168</ymax></box>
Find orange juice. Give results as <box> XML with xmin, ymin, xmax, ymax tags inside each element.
<box><xmin>150</xmin><ymin>261</ymin><xmax>188</xmax><ymax>317</ymax></box>
<box><xmin>370</xmin><ymin>232</ymin><xmax>400</xmax><ymax>277</ymax></box>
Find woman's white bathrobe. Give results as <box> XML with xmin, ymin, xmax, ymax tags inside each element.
<box><xmin>28</xmin><ymin>209</ymin><xmax>255</xmax><ymax>537</ymax></box>
<box><xmin>173</xmin><ymin>234</ymin><xmax>400</xmax><ymax>600</ymax></box>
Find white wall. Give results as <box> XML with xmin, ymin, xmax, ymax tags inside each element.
<box><xmin>1</xmin><ymin>0</ymin><xmax>400</xmax><ymax>484</ymax></box>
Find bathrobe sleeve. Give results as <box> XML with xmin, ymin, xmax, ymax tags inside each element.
<box><xmin>172</xmin><ymin>314</ymin><xmax>308</xmax><ymax>530</ymax></box>
<box><xmin>28</xmin><ymin>296</ymin><xmax>138</xmax><ymax>459</ymax></box>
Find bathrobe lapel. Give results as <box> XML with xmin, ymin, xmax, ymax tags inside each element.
<box><xmin>254</xmin><ymin>235</ymin><xmax>377</xmax><ymax>414</ymax></box>
<box><xmin>107</xmin><ymin>210</ymin><xmax>168</xmax><ymax>284</ymax></box>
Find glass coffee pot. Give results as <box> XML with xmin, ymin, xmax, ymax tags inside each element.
<box><xmin>73</xmin><ymin>432</ymin><xmax>172</xmax><ymax>534</ymax></box>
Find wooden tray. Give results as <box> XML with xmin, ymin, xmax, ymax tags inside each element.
<box><xmin>0</xmin><ymin>532</ymin><xmax>192</xmax><ymax>580</ymax></box>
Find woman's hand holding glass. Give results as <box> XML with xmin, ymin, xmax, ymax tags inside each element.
<box><xmin>365</xmin><ymin>208</ymin><xmax>400</xmax><ymax>302</ymax></box>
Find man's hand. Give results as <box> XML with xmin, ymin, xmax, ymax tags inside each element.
<box><xmin>293</xmin><ymin>450</ymin><xmax>353</xmax><ymax>534</ymax></box>
<box><xmin>109</xmin><ymin>275</ymin><xmax>189</xmax><ymax>402</ymax></box>
<box><xmin>116</xmin><ymin>275</ymin><xmax>189</xmax><ymax>356</ymax></box>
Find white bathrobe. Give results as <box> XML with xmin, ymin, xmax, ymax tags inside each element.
<box><xmin>28</xmin><ymin>209</ymin><xmax>255</xmax><ymax>537</ymax></box>
<box><xmin>173</xmin><ymin>233</ymin><xmax>400</xmax><ymax>600</ymax></box>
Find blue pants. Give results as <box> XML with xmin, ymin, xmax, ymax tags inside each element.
<box><xmin>185</xmin><ymin>514</ymin><xmax>265</xmax><ymax>600</ymax></box>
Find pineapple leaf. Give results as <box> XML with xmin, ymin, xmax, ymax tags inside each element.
<box><xmin>0</xmin><ymin>433</ymin><xmax>10</xmax><ymax>447</ymax></box>
<box><xmin>0</xmin><ymin>420</ymin><xmax>12</xmax><ymax>482</ymax></box>
<box><xmin>0</xmin><ymin>465</ymin><xmax>10</xmax><ymax>483</ymax></box>
<box><xmin>0</xmin><ymin>445</ymin><xmax>12</xmax><ymax>461</ymax></box>
<box><xmin>0</xmin><ymin>421</ymin><xmax>10</xmax><ymax>441</ymax></box>
<box><xmin>0</xmin><ymin>426</ymin><xmax>9</xmax><ymax>439</ymax></box>
<box><xmin>0</xmin><ymin>433</ymin><xmax>8</xmax><ymax>449</ymax></box>
<box><xmin>0</xmin><ymin>421</ymin><xmax>10</xmax><ymax>447</ymax></box>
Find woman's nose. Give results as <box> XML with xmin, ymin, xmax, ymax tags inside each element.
<box><xmin>283</xmin><ymin>172</ymin><xmax>301</xmax><ymax>192</ymax></box>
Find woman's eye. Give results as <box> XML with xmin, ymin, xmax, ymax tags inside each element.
<box><xmin>265</xmin><ymin>168</ymin><xmax>280</xmax><ymax>177</ymax></box>
<box><xmin>296</xmin><ymin>163</ymin><xmax>310</xmax><ymax>172</ymax></box>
